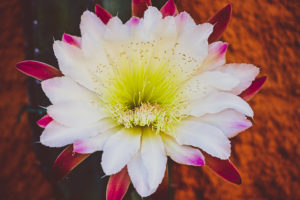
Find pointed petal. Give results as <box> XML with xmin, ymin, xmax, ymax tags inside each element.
<box><xmin>16</xmin><ymin>60</ymin><xmax>62</xmax><ymax>81</ymax></box>
<box><xmin>40</xmin><ymin>119</ymin><xmax>115</xmax><ymax>148</ymax></box>
<box><xmin>47</xmin><ymin>101</ymin><xmax>107</xmax><ymax>127</ymax></box>
<box><xmin>126</xmin><ymin>16</ymin><xmax>140</xmax><ymax>27</ymax></box>
<box><xmin>37</xmin><ymin>114</ymin><xmax>53</xmax><ymax>128</ymax></box>
<box><xmin>240</xmin><ymin>76</ymin><xmax>267</xmax><ymax>101</ymax></box>
<box><xmin>141</xmin><ymin>6</ymin><xmax>163</xmax><ymax>37</ymax></box>
<box><xmin>79</xmin><ymin>11</ymin><xmax>110</xmax><ymax>75</ymax></box>
<box><xmin>41</xmin><ymin>121</ymin><xmax>82</xmax><ymax>147</ymax></box>
<box><xmin>219</xmin><ymin>63</ymin><xmax>260</xmax><ymax>95</ymax></box>
<box><xmin>80</xmin><ymin>10</ymin><xmax>106</xmax><ymax>39</ymax></box>
<box><xmin>62</xmin><ymin>33</ymin><xmax>81</xmax><ymax>48</ymax></box>
<box><xmin>160</xmin><ymin>0</ymin><xmax>178</xmax><ymax>18</ymax></box>
<box><xmin>53</xmin><ymin>40</ymin><xmax>99</xmax><ymax>91</ymax></box>
<box><xmin>73</xmin><ymin>127</ymin><xmax>118</xmax><ymax>154</ymax></box>
<box><xmin>104</xmin><ymin>16</ymin><xmax>130</xmax><ymax>43</ymax></box>
<box><xmin>162</xmin><ymin>134</ymin><xmax>205</xmax><ymax>166</ymax></box>
<box><xmin>106</xmin><ymin>167</ymin><xmax>131</xmax><ymax>200</ymax></box>
<box><xmin>190</xmin><ymin>92</ymin><xmax>253</xmax><ymax>118</ymax></box>
<box><xmin>208</xmin><ymin>4</ymin><xmax>232</xmax><ymax>43</ymax></box>
<box><xmin>204</xmin><ymin>152</ymin><xmax>241</xmax><ymax>184</ymax></box>
<box><xmin>41</xmin><ymin>76</ymin><xmax>99</xmax><ymax>104</ymax></box>
<box><xmin>127</xmin><ymin>152</ymin><xmax>156</xmax><ymax>197</ymax></box>
<box><xmin>175</xmin><ymin>23</ymin><xmax>213</xmax><ymax>74</ymax></box>
<box><xmin>175</xmin><ymin>12</ymin><xmax>197</xmax><ymax>35</ymax></box>
<box><xmin>199</xmin><ymin>109</ymin><xmax>252</xmax><ymax>138</ymax></box>
<box><xmin>95</xmin><ymin>4</ymin><xmax>112</xmax><ymax>24</ymax></box>
<box><xmin>141</xmin><ymin>128</ymin><xmax>167</xmax><ymax>189</ymax></box>
<box><xmin>102</xmin><ymin>128</ymin><xmax>141</xmax><ymax>175</ymax></box>
<box><xmin>176</xmin><ymin>120</ymin><xmax>231</xmax><ymax>159</ymax></box>
<box><xmin>202</xmin><ymin>42</ymin><xmax>228</xmax><ymax>71</ymax></box>
<box><xmin>185</xmin><ymin>71</ymin><xmax>239</xmax><ymax>100</ymax></box>
<box><xmin>132</xmin><ymin>0</ymin><xmax>152</xmax><ymax>17</ymax></box>
<box><xmin>51</xmin><ymin>145</ymin><xmax>91</xmax><ymax>181</ymax></box>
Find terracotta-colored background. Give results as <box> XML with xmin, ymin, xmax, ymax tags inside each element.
<box><xmin>0</xmin><ymin>0</ymin><xmax>299</xmax><ymax>199</ymax></box>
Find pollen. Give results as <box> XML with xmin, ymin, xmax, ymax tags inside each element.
<box><xmin>100</xmin><ymin>40</ymin><xmax>188</xmax><ymax>133</ymax></box>
<box><xmin>107</xmin><ymin>102</ymin><xmax>180</xmax><ymax>133</ymax></box>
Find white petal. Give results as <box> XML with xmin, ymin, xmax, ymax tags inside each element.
<box><xmin>103</xmin><ymin>17</ymin><xmax>131</xmax><ymax>59</ymax></box>
<box><xmin>131</xmin><ymin>7</ymin><xmax>177</xmax><ymax>59</ymax></box>
<box><xmin>141</xmin><ymin>7</ymin><xmax>163</xmax><ymax>40</ymax></box>
<box><xmin>40</xmin><ymin>120</ymin><xmax>110</xmax><ymax>147</ymax></box>
<box><xmin>73</xmin><ymin>127</ymin><xmax>120</xmax><ymax>153</ymax></box>
<box><xmin>80</xmin><ymin>10</ymin><xmax>105</xmax><ymax>38</ymax></box>
<box><xmin>175</xmin><ymin>120</ymin><xmax>231</xmax><ymax>159</ymax></box>
<box><xmin>80</xmin><ymin>11</ymin><xmax>107</xmax><ymax>58</ymax></box>
<box><xmin>79</xmin><ymin>11</ymin><xmax>112</xmax><ymax>83</ymax></box>
<box><xmin>201</xmin><ymin>41</ymin><xmax>228</xmax><ymax>71</ymax></box>
<box><xmin>151</xmin><ymin>16</ymin><xmax>178</xmax><ymax>60</ymax></box>
<box><xmin>47</xmin><ymin>101</ymin><xmax>106</xmax><ymax>127</ymax></box>
<box><xmin>101</xmin><ymin>128</ymin><xmax>141</xmax><ymax>175</ymax></box>
<box><xmin>127</xmin><ymin>152</ymin><xmax>156</xmax><ymax>197</ymax></box>
<box><xmin>162</xmin><ymin>134</ymin><xmax>205</xmax><ymax>166</ymax></box>
<box><xmin>41</xmin><ymin>76</ymin><xmax>99</xmax><ymax>104</ymax></box>
<box><xmin>219</xmin><ymin>63</ymin><xmax>259</xmax><ymax>95</ymax></box>
<box><xmin>53</xmin><ymin>41</ymin><xmax>98</xmax><ymax>91</ymax></box>
<box><xmin>157</xmin><ymin>16</ymin><xmax>178</xmax><ymax>38</ymax></box>
<box><xmin>172</xmin><ymin>23</ymin><xmax>213</xmax><ymax>75</ymax></box>
<box><xmin>198</xmin><ymin>109</ymin><xmax>252</xmax><ymax>138</ymax></box>
<box><xmin>184</xmin><ymin>71</ymin><xmax>240</xmax><ymax>100</ymax></box>
<box><xmin>175</xmin><ymin>12</ymin><xmax>197</xmax><ymax>35</ymax></box>
<box><xmin>105</xmin><ymin>17</ymin><xmax>130</xmax><ymax>40</ymax></box>
<box><xmin>189</xmin><ymin>92</ymin><xmax>253</xmax><ymax>117</ymax></box>
<box><xmin>141</xmin><ymin>128</ymin><xmax>167</xmax><ymax>189</ymax></box>
<box><xmin>126</xmin><ymin>16</ymin><xmax>140</xmax><ymax>28</ymax></box>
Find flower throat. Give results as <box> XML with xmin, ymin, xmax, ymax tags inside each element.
<box><xmin>101</xmin><ymin>44</ymin><xmax>187</xmax><ymax>133</ymax></box>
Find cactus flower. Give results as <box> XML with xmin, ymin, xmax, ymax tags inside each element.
<box><xmin>17</xmin><ymin>0</ymin><xmax>266</xmax><ymax>199</ymax></box>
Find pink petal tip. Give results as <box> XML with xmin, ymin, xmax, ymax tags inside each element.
<box><xmin>126</xmin><ymin>16</ymin><xmax>140</xmax><ymax>27</ymax></box>
<box><xmin>219</xmin><ymin>43</ymin><xmax>229</xmax><ymax>54</ymax></box>
<box><xmin>132</xmin><ymin>0</ymin><xmax>152</xmax><ymax>17</ymax></box>
<box><xmin>160</xmin><ymin>0</ymin><xmax>178</xmax><ymax>18</ymax></box>
<box><xmin>106</xmin><ymin>167</ymin><xmax>131</xmax><ymax>200</ymax></box>
<box><xmin>62</xmin><ymin>33</ymin><xmax>81</xmax><ymax>48</ymax></box>
<box><xmin>95</xmin><ymin>4</ymin><xmax>112</xmax><ymax>24</ymax></box>
<box><xmin>208</xmin><ymin>4</ymin><xmax>232</xmax><ymax>43</ymax></box>
<box><xmin>240</xmin><ymin>76</ymin><xmax>267</xmax><ymax>101</ymax></box>
<box><xmin>37</xmin><ymin>114</ymin><xmax>53</xmax><ymax>128</ymax></box>
<box><xmin>16</xmin><ymin>60</ymin><xmax>63</xmax><ymax>81</ymax></box>
<box><xmin>51</xmin><ymin>145</ymin><xmax>91</xmax><ymax>181</ymax></box>
<box><xmin>205</xmin><ymin>153</ymin><xmax>242</xmax><ymax>185</ymax></box>
<box><xmin>193</xmin><ymin>155</ymin><xmax>205</xmax><ymax>166</ymax></box>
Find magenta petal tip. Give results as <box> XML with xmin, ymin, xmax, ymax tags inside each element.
<box><xmin>205</xmin><ymin>153</ymin><xmax>242</xmax><ymax>185</ymax></box>
<box><xmin>160</xmin><ymin>0</ymin><xmax>178</xmax><ymax>17</ymax></box>
<box><xmin>95</xmin><ymin>4</ymin><xmax>112</xmax><ymax>24</ymax></box>
<box><xmin>62</xmin><ymin>33</ymin><xmax>81</xmax><ymax>48</ymax></box>
<box><xmin>220</xmin><ymin>43</ymin><xmax>229</xmax><ymax>54</ymax></box>
<box><xmin>106</xmin><ymin>167</ymin><xmax>131</xmax><ymax>200</ymax></box>
<box><xmin>208</xmin><ymin>4</ymin><xmax>232</xmax><ymax>43</ymax></box>
<box><xmin>51</xmin><ymin>145</ymin><xmax>91</xmax><ymax>181</ymax></box>
<box><xmin>240</xmin><ymin>76</ymin><xmax>267</xmax><ymax>101</ymax></box>
<box><xmin>126</xmin><ymin>16</ymin><xmax>140</xmax><ymax>27</ymax></box>
<box><xmin>37</xmin><ymin>114</ymin><xmax>53</xmax><ymax>128</ymax></box>
<box><xmin>16</xmin><ymin>60</ymin><xmax>63</xmax><ymax>81</ymax></box>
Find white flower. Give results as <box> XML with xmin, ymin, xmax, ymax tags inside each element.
<box><xmin>17</xmin><ymin>2</ymin><xmax>265</xmax><ymax>198</ymax></box>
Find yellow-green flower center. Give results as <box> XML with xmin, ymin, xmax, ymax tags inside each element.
<box><xmin>101</xmin><ymin>41</ymin><xmax>187</xmax><ymax>132</ymax></box>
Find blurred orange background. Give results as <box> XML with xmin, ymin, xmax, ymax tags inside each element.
<box><xmin>0</xmin><ymin>0</ymin><xmax>299</xmax><ymax>199</ymax></box>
